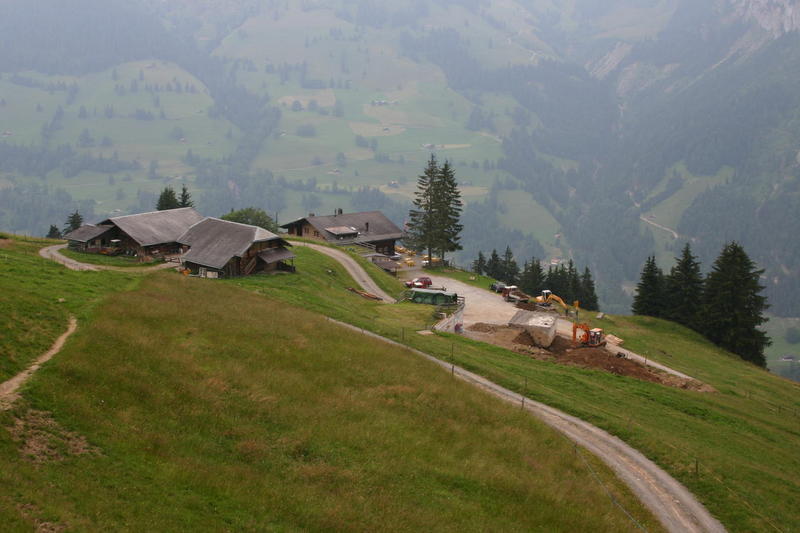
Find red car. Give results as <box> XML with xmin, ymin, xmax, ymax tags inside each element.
<box><xmin>404</xmin><ymin>276</ymin><xmax>433</xmax><ymax>288</ymax></box>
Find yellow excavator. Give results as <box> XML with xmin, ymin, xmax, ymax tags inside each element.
<box><xmin>535</xmin><ymin>290</ymin><xmax>579</xmax><ymax>316</ymax></box>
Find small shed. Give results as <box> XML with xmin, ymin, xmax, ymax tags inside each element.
<box><xmin>409</xmin><ymin>288</ymin><xmax>459</xmax><ymax>305</ymax></box>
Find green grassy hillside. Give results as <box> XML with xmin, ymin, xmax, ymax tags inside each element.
<box><xmin>0</xmin><ymin>235</ymin><xmax>139</xmax><ymax>381</ymax></box>
<box><xmin>236</xmin><ymin>250</ymin><xmax>800</xmax><ymax>532</ymax></box>
<box><xmin>0</xmin><ymin>239</ymin><xmax>659</xmax><ymax>531</ymax></box>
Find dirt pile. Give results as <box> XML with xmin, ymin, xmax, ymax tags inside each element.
<box><xmin>469</xmin><ymin>323</ymin><xmax>708</xmax><ymax>390</ymax></box>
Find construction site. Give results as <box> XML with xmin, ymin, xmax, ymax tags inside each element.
<box><xmin>404</xmin><ymin>273</ymin><xmax>714</xmax><ymax>392</ymax></box>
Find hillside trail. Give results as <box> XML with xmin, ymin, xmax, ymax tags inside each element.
<box><xmin>0</xmin><ymin>317</ymin><xmax>78</xmax><ymax>411</ymax></box>
<box><xmin>641</xmin><ymin>215</ymin><xmax>680</xmax><ymax>240</ymax></box>
<box><xmin>39</xmin><ymin>244</ymin><xmax>175</xmax><ymax>272</ymax></box>
<box><xmin>327</xmin><ymin>317</ymin><xmax>726</xmax><ymax>533</ymax></box>
<box><xmin>291</xmin><ymin>241</ymin><xmax>396</xmax><ymax>303</ymax></box>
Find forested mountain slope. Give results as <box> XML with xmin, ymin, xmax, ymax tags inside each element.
<box><xmin>1</xmin><ymin>0</ymin><xmax>799</xmax><ymax>317</ymax></box>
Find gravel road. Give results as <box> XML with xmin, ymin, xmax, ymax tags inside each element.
<box><xmin>292</xmin><ymin>242</ymin><xmax>396</xmax><ymax>303</ymax></box>
<box><xmin>39</xmin><ymin>244</ymin><xmax>175</xmax><ymax>273</ymax></box>
<box><xmin>424</xmin><ymin>275</ymin><xmax>518</xmax><ymax>325</ymax></box>
<box><xmin>328</xmin><ymin>316</ymin><xmax>726</xmax><ymax>533</ymax></box>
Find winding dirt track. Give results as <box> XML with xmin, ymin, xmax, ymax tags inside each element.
<box><xmin>329</xmin><ymin>318</ymin><xmax>725</xmax><ymax>533</ymax></box>
<box><xmin>0</xmin><ymin>317</ymin><xmax>78</xmax><ymax>411</ymax></box>
<box><xmin>314</xmin><ymin>256</ymin><xmax>724</xmax><ymax>532</ymax></box>
<box><xmin>291</xmin><ymin>242</ymin><xmax>396</xmax><ymax>303</ymax></box>
<box><xmin>39</xmin><ymin>244</ymin><xmax>175</xmax><ymax>272</ymax></box>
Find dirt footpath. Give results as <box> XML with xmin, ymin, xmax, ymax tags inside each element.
<box><xmin>0</xmin><ymin>317</ymin><xmax>78</xmax><ymax>411</ymax></box>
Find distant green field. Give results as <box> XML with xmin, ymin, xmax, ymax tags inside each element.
<box><xmin>496</xmin><ymin>189</ymin><xmax>565</xmax><ymax>260</ymax></box>
<box><xmin>644</xmin><ymin>162</ymin><xmax>733</xmax><ymax>233</ymax></box>
<box><xmin>763</xmin><ymin>315</ymin><xmax>800</xmax><ymax>378</ymax></box>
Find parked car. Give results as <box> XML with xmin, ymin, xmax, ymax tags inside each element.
<box><xmin>490</xmin><ymin>281</ymin><xmax>507</xmax><ymax>293</ymax></box>
<box><xmin>405</xmin><ymin>276</ymin><xmax>433</xmax><ymax>288</ymax></box>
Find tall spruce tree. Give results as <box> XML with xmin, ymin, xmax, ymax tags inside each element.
<box><xmin>519</xmin><ymin>258</ymin><xmax>546</xmax><ymax>296</ymax></box>
<box><xmin>632</xmin><ymin>256</ymin><xmax>665</xmax><ymax>317</ymax></box>
<box><xmin>178</xmin><ymin>184</ymin><xmax>194</xmax><ymax>208</ymax></box>
<box><xmin>434</xmin><ymin>160</ymin><xmax>463</xmax><ymax>263</ymax></box>
<box><xmin>156</xmin><ymin>186</ymin><xmax>179</xmax><ymax>210</ymax></box>
<box><xmin>486</xmin><ymin>249</ymin><xmax>501</xmax><ymax>280</ymax></box>
<box><xmin>63</xmin><ymin>210</ymin><xmax>83</xmax><ymax>234</ymax></box>
<box><xmin>406</xmin><ymin>155</ymin><xmax>439</xmax><ymax>261</ymax></box>
<box><xmin>665</xmin><ymin>243</ymin><xmax>704</xmax><ymax>330</ymax></box>
<box><xmin>579</xmin><ymin>267</ymin><xmax>599</xmax><ymax>311</ymax></box>
<box><xmin>500</xmin><ymin>246</ymin><xmax>519</xmax><ymax>284</ymax></box>
<box><xmin>702</xmin><ymin>242</ymin><xmax>770</xmax><ymax>367</ymax></box>
<box><xmin>472</xmin><ymin>251</ymin><xmax>487</xmax><ymax>275</ymax></box>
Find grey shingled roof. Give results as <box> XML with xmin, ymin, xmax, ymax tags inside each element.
<box><xmin>281</xmin><ymin>211</ymin><xmax>403</xmax><ymax>242</ymax></box>
<box><xmin>64</xmin><ymin>224</ymin><xmax>113</xmax><ymax>243</ymax></box>
<box><xmin>100</xmin><ymin>207</ymin><xmax>204</xmax><ymax>247</ymax></box>
<box><xmin>258</xmin><ymin>248</ymin><xmax>296</xmax><ymax>263</ymax></box>
<box><xmin>178</xmin><ymin>217</ymin><xmax>287</xmax><ymax>270</ymax></box>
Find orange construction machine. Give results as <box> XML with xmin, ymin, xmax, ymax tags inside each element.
<box><xmin>572</xmin><ymin>322</ymin><xmax>606</xmax><ymax>348</ymax></box>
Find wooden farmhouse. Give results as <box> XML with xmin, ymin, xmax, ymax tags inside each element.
<box><xmin>280</xmin><ymin>210</ymin><xmax>403</xmax><ymax>255</ymax></box>
<box><xmin>66</xmin><ymin>207</ymin><xmax>204</xmax><ymax>261</ymax></box>
<box><xmin>63</xmin><ymin>224</ymin><xmax>116</xmax><ymax>252</ymax></box>
<box><xmin>178</xmin><ymin>217</ymin><xmax>294</xmax><ymax>278</ymax></box>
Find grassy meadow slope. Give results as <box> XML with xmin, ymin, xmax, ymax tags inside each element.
<box><xmin>0</xmin><ymin>257</ymin><xmax>660</xmax><ymax>531</ymax></box>
<box><xmin>236</xmin><ymin>249</ymin><xmax>800</xmax><ymax>531</ymax></box>
<box><xmin>0</xmin><ymin>235</ymin><xmax>139</xmax><ymax>381</ymax></box>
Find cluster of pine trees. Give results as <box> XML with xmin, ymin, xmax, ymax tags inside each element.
<box><xmin>473</xmin><ymin>248</ymin><xmax>599</xmax><ymax>310</ymax></box>
<box><xmin>156</xmin><ymin>185</ymin><xmax>194</xmax><ymax>211</ymax></box>
<box><xmin>405</xmin><ymin>155</ymin><xmax>463</xmax><ymax>263</ymax></box>
<box><xmin>633</xmin><ymin>243</ymin><xmax>770</xmax><ymax>367</ymax></box>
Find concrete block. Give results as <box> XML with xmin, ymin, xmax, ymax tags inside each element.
<box><xmin>509</xmin><ymin>310</ymin><xmax>557</xmax><ymax>348</ymax></box>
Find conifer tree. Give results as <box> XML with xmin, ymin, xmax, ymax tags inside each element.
<box><xmin>406</xmin><ymin>155</ymin><xmax>439</xmax><ymax>262</ymax></box>
<box><xmin>632</xmin><ymin>256</ymin><xmax>665</xmax><ymax>317</ymax></box>
<box><xmin>156</xmin><ymin>186</ymin><xmax>179</xmax><ymax>210</ymax></box>
<box><xmin>566</xmin><ymin>259</ymin><xmax>580</xmax><ymax>303</ymax></box>
<box><xmin>500</xmin><ymin>246</ymin><xmax>519</xmax><ymax>284</ymax></box>
<box><xmin>63</xmin><ymin>210</ymin><xmax>83</xmax><ymax>234</ymax></box>
<box><xmin>435</xmin><ymin>160</ymin><xmax>463</xmax><ymax>263</ymax></box>
<box><xmin>485</xmin><ymin>249</ymin><xmax>501</xmax><ymax>280</ymax></box>
<box><xmin>579</xmin><ymin>267</ymin><xmax>599</xmax><ymax>311</ymax></box>
<box><xmin>472</xmin><ymin>251</ymin><xmax>487</xmax><ymax>275</ymax></box>
<box><xmin>702</xmin><ymin>242</ymin><xmax>770</xmax><ymax>367</ymax></box>
<box><xmin>46</xmin><ymin>225</ymin><xmax>62</xmax><ymax>239</ymax></box>
<box><xmin>665</xmin><ymin>242</ymin><xmax>704</xmax><ymax>330</ymax></box>
<box><xmin>178</xmin><ymin>184</ymin><xmax>194</xmax><ymax>208</ymax></box>
<box><xmin>519</xmin><ymin>258</ymin><xmax>546</xmax><ymax>296</ymax></box>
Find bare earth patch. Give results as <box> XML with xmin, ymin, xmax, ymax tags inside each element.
<box><xmin>16</xmin><ymin>503</ymin><xmax>66</xmax><ymax>533</ymax></box>
<box><xmin>0</xmin><ymin>238</ymin><xmax>13</xmax><ymax>249</ymax></box>
<box><xmin>465</xmin><ymin>324</ymin><xmax>714</xmax><ymax>391</ymax></box>
<box><xmin>8</xmin><ymin>408</ymin><xmax>101</xmax><ymax>464</ymax></box>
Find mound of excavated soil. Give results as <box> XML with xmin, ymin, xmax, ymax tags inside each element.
<box><xmin>468</xmin><ymin>323</ymin><xmax>500</xmax><ymax>333</ymax></box>
<box><xmin>501</xmin><ymin>326</ymin><xmax>707</xmax><ymax>389</ymax></box>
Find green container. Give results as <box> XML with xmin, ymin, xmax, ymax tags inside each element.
<box><xmin>409</xmin><ymin>288</ymin><xmax>458</xmax><ymax>305</ymax></box>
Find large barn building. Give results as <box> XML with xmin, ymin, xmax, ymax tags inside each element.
<box><xmin>178</xmin><ymin>217</ymin><xmax>294</xmax><ymax>278</ymax></box>
<box><xmin>280</xmin><ymin>210</ymin><xmax>403</xmax><ymax>255</ymax></box>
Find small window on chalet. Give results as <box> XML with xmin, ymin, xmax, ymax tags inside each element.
<box><xmin>314</xmin><ymin>231</ymin><xmax>319</xmax><ymax>237</ymax></box>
